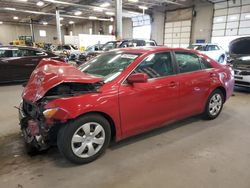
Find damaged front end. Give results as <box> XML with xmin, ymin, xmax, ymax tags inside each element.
<box><xmin>19</xmin><ymin>82</ymin><xmax>102</xmax><ymax>152</ymax></box>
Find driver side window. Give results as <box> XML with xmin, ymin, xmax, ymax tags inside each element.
<box><xmin>133</xmin><ymin>52</ymin><xmax>174</xmax><ymax>79</ymax></box>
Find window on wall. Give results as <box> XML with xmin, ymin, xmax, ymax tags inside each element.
<box><xmin>39</xmin><ymin>30</ymin><xmax>46</xmax><ymax>37</ymax></box>
<box><xmin>132</xmin><ymin>15</ymin><xmax>151</xmax><ymax>39</ymax></box>
<box><xmin>211</xmin><ymin>0</ymin><xmax>250</xmax><ymax>51</ymax></box>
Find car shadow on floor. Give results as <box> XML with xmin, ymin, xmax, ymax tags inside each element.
<box><xmin>0</xmin><ymin>82</ymin><xmax>25</xmax><ymax>87</ymax></box>
<box><xmin>0</xmin><ymin>112</ymin><xmax>231</xmax><ymax>171</ymax></box>
<box><xmin>234</xmin><ymin>86</ymin><xmax>250</xmax><ymax>94</ymax></box>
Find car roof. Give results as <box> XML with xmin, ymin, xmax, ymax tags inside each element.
<box><xmin>111</xmin><ymin>46</ymin><xmax>195</xmax><ymax>54</ymax></box>
<box><xmin>192</xmin><ymin>43</ymin><xmax>219</xmax><ymax>46</ymax></box>
<box><xmin>0</xmin><ymin>45</ymin><xmax>42</xmax><ymax>50</ymax></box>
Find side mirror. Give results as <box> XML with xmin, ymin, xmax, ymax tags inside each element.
<box><xmin>127</xmin><ymin>73</ymin><xmax>148</xmax><ymax>84</ymax></box>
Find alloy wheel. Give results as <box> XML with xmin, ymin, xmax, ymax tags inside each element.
<box><xmin>209</xmin><ymin>93</ymin><xmax>222</xmax><ymax>116</ymax></box>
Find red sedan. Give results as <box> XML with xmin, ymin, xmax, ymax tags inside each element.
<box><xmin>19</xmin><ymin>47</ymin><xmax>234</xmax><ymax>164</ymax></box>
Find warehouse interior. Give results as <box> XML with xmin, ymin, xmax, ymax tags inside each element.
<box><xmin>0</xmin><ymin>0</ymin><xmax>250</xmax><ymax>188</ymax></box>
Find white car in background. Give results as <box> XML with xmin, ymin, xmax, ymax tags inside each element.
<box><xmin>52</xmin><ymin>44</ymin><xmax>81</xmax><ymax>57</ymax></box>
<box><xmin>189</xmin><ymin>43</ymin><xmax>227</xmax><ymax>64</ymax></box>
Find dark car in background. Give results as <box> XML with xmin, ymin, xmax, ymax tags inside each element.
<box><xmin>0</xmin><ymin>46</ymin><xmax>60</xmax><ymax>83</ymax></box>
<box><xmin>228</xmin><ymin>37</ymin><xmax>250</xmax><ymax>88</ymax></box>
<box><xmin>86</xmin><ymin>39</ymin><xmax>157</xmax><ymax>59</ymax></box>
<box><xmin>102</xmin><ymin>39</ymin><xmax>157</xmax><ymax>51</ymax></box>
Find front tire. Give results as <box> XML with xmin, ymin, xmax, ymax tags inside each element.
<box><xmin>57</xmin><ymin>114</ymin><xmax>111</xmax><ymax>164</ymax></box>
<box><xmin>203</xmin><ymin>89</ymin><xmax>224</xmax><ymax>120</ymax></box>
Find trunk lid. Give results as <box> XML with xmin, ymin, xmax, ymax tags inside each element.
<box><xmin>22</xmin><ymin>59</ymin><xmax>103</xmax><ymax>102</ymax></box>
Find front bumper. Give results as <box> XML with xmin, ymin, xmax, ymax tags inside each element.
<box><xmin>18</xmin><ymin>102</ymin><xmax>26</xmax><ymax>122</ymax></box>
<box><xmin>234</xmin><ymin>70</ymin><xmax>250</xmax><ymax>87</ymax></box>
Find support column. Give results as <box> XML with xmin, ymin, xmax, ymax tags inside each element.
<box><xmin>115</xmin><ymin>0</ymin><xmax>122</xmax><ymax>40</ymax></box>
<box><xmin>56</xmin><ymin>7</ymin><xmax>62</xmax><ymax>44</ymax></box>
<box><xmin>29</xmin><ymin>18</ymin><xmax>35</xmax><ymax>43</ymax></box>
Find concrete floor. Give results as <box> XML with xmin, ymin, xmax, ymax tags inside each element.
<box><xmin>0</xmin><ymin>84</ymin><xmax>250</xmax><ymax>188</ymax></box>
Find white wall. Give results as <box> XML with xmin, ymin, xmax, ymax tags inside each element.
<box><xmin>123</xmin><ymin>18</ymin><xmax>133</xmax><ymax>39</ymax></box>
<box><xmin>0</xmin><ymin>23</ymin><xmax>66</xmax><ymax>45</ymax></box>
<box><xmin>151</xmin><ymin>11</ymin><xmax>165</xmax><ymax>45</ymax></box>
<box><xmin>68</xmin><ymin>18</ymin><xmax>133</xmax><ymax>39</ymax></box>
<box><xmin>191</xmin><ymin>0</ymin><xmax>214</xmax><ymax>43</ymax></box>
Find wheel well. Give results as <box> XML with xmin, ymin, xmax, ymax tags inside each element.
<box><xmin>79</xmin><ymin>111</ymin><xmax>116</xmax><ymax>141</ymax></box>
<box><xmin>215</xmin><ymin>86</ymin><xmax>226</xmax><ymax>103</ymax></box>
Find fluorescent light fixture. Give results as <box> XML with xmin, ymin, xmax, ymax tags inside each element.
<box><xmin>13</xmin><ymin>16</ymin><xmax>19</xmax><ymax>20</ymax></box>
<box><xmin>59</xmin><ymin>17</ymin><xmax>64</xmax><ymax>20</ymax></box>
<box><xmin>5</xmin><ymin>7</ymin><xmax>16</xmax><ymax>11</ymax></box>
<box><xmin>36</xmin><ymin>1</ymin><xmax>44</xmax><ymax>6</ymax></box>
<box><xmin>105</xmin><ymin>12</ymin><xmax>115</xmax><ymax>16</ymax></box>
<box><xmin>100</xmin><ymin>2</ymin><xmax>110</xmax><ymax>8</ymax></box>
<box><xmin>42</xmin><ymin>21</ymin><xmax>48</xmax><ymax>25</ymax></box>
<box><xmin>245</xmin><ymin>14</ymin><xmax>250</xmax><ymax>19</ymax></box>
<box><xmin>0</xmin><ymin>21</ymin><xmax>3</xmax><ymax>24</ymax></box>
<box><xmin>128</xmin><ymin>0</ymin><xmax>138</xmax><ymax>2</ymax></box>
<box><xmin>93</xmin><ymin>7</ymin><xmax>103</xmax><ymax>12</ymax></box>
<box><xmin>69</xmin><ymin>21</ymin><xmax>74</xmax><ymax>24</ymax></box>
<box><xmin>74</xmin><ymin>11</ymin><xmax>82</xmax><ymax>16</ymax></box>
<box><xmin>18</xmin><ymin>0</ymin><xmax>28</xmax><ymax>2</ymax></box>
<box><xmin>138</xmin><ymin>6</ymin><xmax>148</xmax><ymax>10</ymax></box>
<box><xmin>89</xmin><ymin>16</ymin><xmax>97</xmax><ymax>20</ymax></box>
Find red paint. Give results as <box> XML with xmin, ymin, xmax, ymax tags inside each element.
<box><xmin>27</xmin><ymin>119</ymin><xmax>40</xmax><ymax>136</ymax></box>
<box><xmin>22</xmin><ymin>47</ymin><xmax>234</xmax><ymax>141</ymax></box>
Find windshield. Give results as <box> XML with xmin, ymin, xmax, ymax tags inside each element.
<box><xmin>101</xmin><ymin>41</ymin><xmax>121</xmax><ymax>51</ymax></box>
<box><xmin>188</xmin><ymin>45</ymin><xmax>206</xmax><ymax>51</ymax></box>
<box><xmin>78</xmin><ymin>52</ymin><xmax>141</xmax><ymax>83</ymax></box>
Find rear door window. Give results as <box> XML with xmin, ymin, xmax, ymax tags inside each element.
<box><xmin>13</xmin><ymin>49</ymin><xmax>37</xmax><ymax>57</ymax></box>
<box><xmin>0</xmin><ymin>49</ymin><xmax>13</xmax><ymax>58</ymax></box>
<box><xmin>207</xmin><ymin>45</ymin><xmax>219</xmax><ymax>51</ymax></box>
<box><xmin>175</xmin><ymin>52</ymin><xmax>202</xmax><ymax>73</ymax></box>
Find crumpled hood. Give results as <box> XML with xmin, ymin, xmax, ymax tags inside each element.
<box><xmin>22</xmin><ymin>59</ymin><xmax>103</xmax><ymax>102</ymax></box>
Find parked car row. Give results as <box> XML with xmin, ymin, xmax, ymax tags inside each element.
<box><xmin>0</xmin><ymin>46</ymin><xmax>60</xmax><ymax>83</ymax></box>
<box><xmin>1</xmin><ymin>38</ymin><xmax>250</xmax><ymax>89</ymax></box>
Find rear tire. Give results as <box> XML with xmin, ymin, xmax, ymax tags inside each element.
<box><xmin>57</xmin><ymin>114</ymin><xmax>111</xmax><ymax>164</ymax></box>
<box><xmin>203</xmin><ymin>89</ymin><xmax>224</xmax><ymax>120</ymax></box>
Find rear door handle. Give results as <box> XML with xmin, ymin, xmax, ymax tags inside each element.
<box><xmin>168</xmin><ymin>81</ymin><xmax>177</xmax><ymax>88</ymax></box>
<box><xmin>25</xmin><ymin>64</ymin><xmax>35</xmax><ymax>66</ymax></box>
<box><xmin>31</xmin><ymin>59</ymin><xmax>39</xmax><ymax>61</ymax></box>
<box><xmin>1</xmin><ymin>60</ymin><xmax>8</xmax><ymax>63</ymax></box>
<box><xmin>210</xmin><ymin>73</ymin><xmax>217</xmax><ymax>77</ymax></box>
